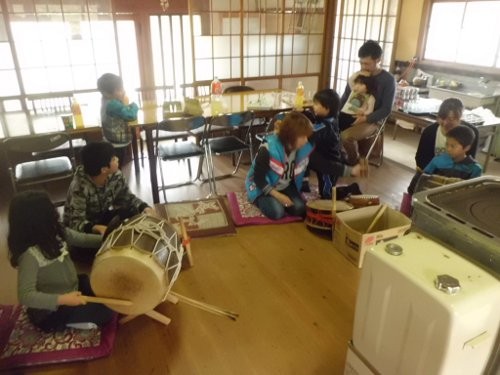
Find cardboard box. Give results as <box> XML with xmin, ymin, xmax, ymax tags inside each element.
<box><xmin>344</xmin><ymin>341</ymin><xmax>379</xmax><ymax>375</ymax></box>
<box><xmin>333</xmin><ymin>205</ymin><xmax>411</xmax><ymax>268</ymax></box>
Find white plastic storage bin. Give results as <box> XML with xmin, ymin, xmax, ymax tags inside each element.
<box><xmin>352</xmin><ymin>232</ymin><xmax>500</xmax><ymax>375</ymax></box>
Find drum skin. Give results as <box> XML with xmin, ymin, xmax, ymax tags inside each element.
<box><xmin>90</xmin><ymin>214</ymin><xmax>182</xmax><ymax>315</ymax></box>
<box><xmin>91</xmin><ymin>246</ymin><xmax>168</xmax><ymax>315</ymax></box>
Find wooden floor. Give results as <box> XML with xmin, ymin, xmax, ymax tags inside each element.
<box><xmin>0</xmin><ymin>123</ymin><xmax>498</xmax><ymax>374</ymax></box>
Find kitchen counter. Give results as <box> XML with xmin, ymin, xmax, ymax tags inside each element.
<box><xmin>428</xmin><ymin>86</ymin><xmax>500</xmax><ymax>113</ymax></box>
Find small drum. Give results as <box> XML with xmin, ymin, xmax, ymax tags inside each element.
<box><xmin>90</xmin><ymin>215</ymin><xmax>183</xmax><ymax>315</ymax></box>
<box><xmin>347</xmin><ymin>194</ymin><xmax>380</xmax><ymax>208</ymax></box>
<box><xmin>305</xmin><ymin>199</ymin><xmax>353</xmax><ymax>231</ymax></box>
<box><xmin>414</xmin><ymin>173</ymin><xmax>462</xmax><ymax>194</ymax></box>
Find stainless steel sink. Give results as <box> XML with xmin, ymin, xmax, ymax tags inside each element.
<box><xmin>428</xmin><ymin>86</ymin><xmax>500</xmax><ymax>108</ymax></box>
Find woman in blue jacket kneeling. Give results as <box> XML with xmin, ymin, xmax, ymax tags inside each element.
<box><xmin>246</xmin><ymin>111</ymin><xmax>361</xmax><ymax>220</ymax></box>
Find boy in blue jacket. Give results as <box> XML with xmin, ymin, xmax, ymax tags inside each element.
<box><xmin>409</xmin><ymin>125</ymin><xmax>482</xmax><ymax>194</ymax></box>
<box><xmin>422</xmin><ymin>125</ymin><xmax>482</xmax><ymax>178</ymax></box>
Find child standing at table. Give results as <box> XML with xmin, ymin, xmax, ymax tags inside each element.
<box><xmin>97</xmin><ymin>73</ymin><xmax>139</xmax><ymax>163</ymax></box>
<box><xmin>8</xmin><ymin>190</ymin><xmax>113</xmax><ymax>332</ymax></box>
<box><xmin>303</xmin><ymin>89</ymin><xmax>345</xmax><ymax>198</ymax></box>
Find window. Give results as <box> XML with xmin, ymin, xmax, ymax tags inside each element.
<box><xmin>150</xmin><ymin>14</ymin><xmax>195</xmax><ymax>96</ymax></box>
<box><xmin>329</xmin><ymin>0</ymin><xmax>400</xmax><ymax>94</ymax></box>
<box><xmin>8</xmin><ymin>0</ymin><xmax>118</xmax><ymax>94</ymax></box>
<box><xmin>5</xmin><ymin>0</ymin><xmax>139</xmax><ymax>95</ymax></box>
<box><xmin>0</xmin><ymin>12</ymin><xmax>19</xmax><ymax>98</ymax></box>
<box><xmin>149</xmin><ymin>0</ymin><xmax>327</xmax><ymax>96</ymax></box>
<box><xmin>423</xmin><ymin>1</ymin><xmax>500</xmax><ymax>68</ymax></box>
<box><xmin>0</xmin><ymin>0</ymin><xmax>140</xmax><ymax>137</ymax></box>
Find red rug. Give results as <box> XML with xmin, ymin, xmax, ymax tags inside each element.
<box><xmin>156</xmin><ymin>197</ymin><xmax>236</xmax><ymax>237</ymax></box>
<box><xmin>0</xmin><ymin>305</ymin><xmax>118</xmax><ymax>371</ymax></box>
<box><xmin>227</xmin><ymin>191</ymin><xmax>314</xmax><ymax>226</ymax></box>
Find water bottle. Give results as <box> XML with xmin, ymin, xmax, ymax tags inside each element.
<box><xmin>211</xmin><ymin>77</ymin><xmax>223</xmax><ymax>96</ymax></box>
<box><xmin>295</xmin><ymin>81</ymin><xmax>305</xmax><ymax>109</ymax></box>
<box><xmin>71</xmin><ymin>96</ymin><xmax>84</xmax><ymax>129</ymax></box>
<box><xmin>210</xmin><ymin>77</ymin><xmax>223</xmax><ymax>115</ymax></box>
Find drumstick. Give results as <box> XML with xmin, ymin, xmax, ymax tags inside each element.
<box><xmin>170</xmin><ymin>292</ymin><xmax>239</xmax><ymax>321</ymax></box>
<box><xmin>365</xmin><ymin>204</ymin><xmax>387</xmax><ymax>233</ymax></box>
<box><xmin>179</xmin><ymin>219</ymin><xmax>194</xmax><ymax>267</ymax></box>
<box><xmin>360</xmin><ymin>158</ymin><xmax>369</xmax><ymax>178</ymax></box>
<box><xmin>82</xmin><ymin>295</ymin><xmax>133</xmax><ymax>306</ymax></box>
<box><xmin>332</xmin><ymin>186</ymin><xmax>337</xmax><ymax>211</ymax></box>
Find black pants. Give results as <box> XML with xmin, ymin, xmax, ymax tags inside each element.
<box><xmin>338</xmin><ymin>112</ymin><xmax>356</xmax><ymax>132</ymax></box>
<box><xmin>28</xmin><ymin>274</ymin><xmax>114</xmax><ymax>332</ymax></box>
<box><xmin>70</xmin><ymin>206</ymin><xmax>140</xmax><ymax>263</ymax></box>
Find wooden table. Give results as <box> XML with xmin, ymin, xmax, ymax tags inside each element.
<box><xmin>141</xmin><ymin>89</ymin><xmax>307</xmax><ymax>203</ymax></box>
<box><xmin>391</xmin><ymin>109</ymin><xmax>500</xmax><ymax>172</ymax></box>
<box><xmin>0</xmin><ymin>89</ymin><xmax>304</xmax><ymax>203</ymax></box>
<box><xmin>0</xmin><ymin>103</ymin><xmax>152</xmax><ymax>172</ymax></box>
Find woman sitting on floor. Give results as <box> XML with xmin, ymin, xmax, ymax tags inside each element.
<box><xmin>245</xmin><ymin>111</ymin><xmax>363</xmax><ymax>220</ymax></box>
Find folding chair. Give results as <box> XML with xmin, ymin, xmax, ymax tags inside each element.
<box><xmin>200</xmin><ymin>111</ymin><xmax>255</xmax><ymax>196</ymax></box>
<box><xmin>156</xmin><ymin>116</ymin><xmax>207</xmax><ymax>202</ymax></box>
<box><xmin>255</xmin><ymin>111</ymin><xmax>287</xmax><ymax>144</ymax></box>
<box><xmin>361</xmin><ymin>116</ymin><xmax>388</xmax><ymax>167</ymax></box>
<box><xmin>138</xmin><ymin>100</ymin><xmax>186</xmax><ymax>160</ymax></box>
<box><xmin>223</xmin><ymin>85</ymin><xmax>254</xmax><ymax>94</ymax></box>
<box><xmin>3</xmin><ymin>132</ymin><xmax>76</xmax><ymax>205</ymax></box>
<box><xmin>219</xmin><ymin>85</ymin><xmax>267</xmax><ymax>142</ymax></box>
<box><xmin>135</xmin><ymin>85</ymin><xmax>176</xmax><ymax>107</ymax></box>
<box><xmin>180</xmin><ymin>80</ymin><xmax>213</xmax><ymax>98</ymax></box>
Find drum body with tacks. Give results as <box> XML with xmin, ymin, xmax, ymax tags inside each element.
<box><xmin>305</xmin><ymin>199</ymin><xmax>353</xmax><ymax>231</ymax></box>
<box><xmin>347</xmin><ymin>194</ymin><xmax>380</xmax><ymax>209</ymax></box>
<box><xmin>90</xmin><ymin>215</ymin><xmax>184</xmax><ymax>315</ymax></box>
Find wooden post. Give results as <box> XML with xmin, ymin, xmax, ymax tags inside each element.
<box><xmin>180</xmin><ymin>219</ymin><xmax>194</xmax><ymax>267</ymax></box>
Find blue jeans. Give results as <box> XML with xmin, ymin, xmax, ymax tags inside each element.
<box><xmin>255</xmin><ymin>184</ymin><xmax>306</xmax><ymax>220</ymax></box>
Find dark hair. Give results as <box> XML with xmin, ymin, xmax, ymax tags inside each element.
<box><xmin>81</xmin><ymin>142</ymin><xmax>116</xmax><ymax>176</ymax></box>
<box><xmin>275</xmin><ymin>111</ymin><xmax>313</xmax><ymax>152</ymax></box>
<box><xmin>437</xmin><ymin>98</ymin><xmax>464</xmax><ymax>120</ymax></box>
<box><xmin>353</xmin><ymin>74</ymin><xmax>377</xmax><ymax>96</ymax></box>
<box><xmin>97</xmin><ymin>73</ymin><xmax>123</xmax><ymax>96</ymax></box>
<box><xmin>313</xmin><ymin>89</ymin><xmax>340</xmax><ymax>117</ymax></box>
<box><xmin>8</xmin><ymin>190</ymin><xmax>65</xmax><ymax>267</ymax></box>
<box><xmin>446</xmin><ymin>125</ymin><xmax>475</xmax><ymax>148</ymax></box>
<box><xmin>358</xmin><ymin>40</ymin><xmax>383</xmax><ymax>59</ymax></box>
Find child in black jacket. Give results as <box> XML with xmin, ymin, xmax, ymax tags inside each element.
<box><xmin>303</xmin><ymin>89</ymin><xmax>361</xmax><ymax>198</ymax></box>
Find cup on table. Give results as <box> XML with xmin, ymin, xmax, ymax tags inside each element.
<box><xmin>61</xmin><ymin>115</ymin><xmax>73</xmax><ymax>130</ymax></box>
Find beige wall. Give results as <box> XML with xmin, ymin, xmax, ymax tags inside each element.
<box><xmin>394</xmin><ymin>0</ymin><xmax>425</xmax><ymax>61</ymax></box>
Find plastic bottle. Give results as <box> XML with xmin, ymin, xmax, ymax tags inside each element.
<box><xmin>71</xmin><ymin>96</ymin><xmax>84</xmax><ymax>129</ymax></box>
<box><xmin>211</xmin><ymin>77</ymin><xmax>223</xmax><ymax>96</ymax></box>
<box><xmin>210</xmin><ymin>77</ymin><xmax>223</xmax><ymax>115</ymax></box>
<box><xmin>295</xmin><ymin>81</ymin><xmax>305</xmax><ymax>108</ymax></box>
